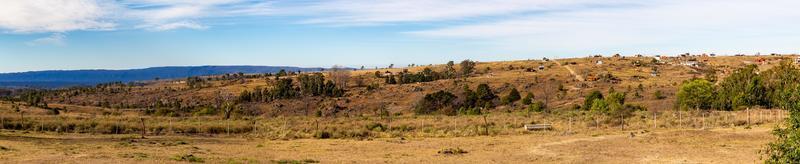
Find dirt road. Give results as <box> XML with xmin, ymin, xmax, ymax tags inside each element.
<box><xmin>555</xmin><ymin>60</ymin><xmax>584</xmax><ymax>82</ymax></box>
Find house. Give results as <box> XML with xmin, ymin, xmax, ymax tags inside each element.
<box><xmin>682</xmin><ymin>59</ymin><xmax>699</xmax><ymax>67</ymax></box>
<box><xmin>596</xmin><ymin>60</ymin><xmax>604</xmax><ymax>65</ymax></box>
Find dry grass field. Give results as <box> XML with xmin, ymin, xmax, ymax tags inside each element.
<box><xmin>0</xmin><ymin>124</ymin><xmax>778</xmax><ymax>163</ymax></box>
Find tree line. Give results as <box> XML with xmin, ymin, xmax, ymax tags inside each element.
<box><xmin>676</xmin><ymin>61</ymin><xmax>800</xmax><ymax>111</ymax></box>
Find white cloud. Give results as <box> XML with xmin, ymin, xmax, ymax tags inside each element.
<box><xmin>145</xmin><ymin>21</ymin><xmax>208</xmax><ymax>31</ymax></box>
<box><xmin>405</xmin><ymin>0</ymin><xmax>800</xmax><ymax>55</ymax></box>
<box><xmin>0</xmin><ymin>0</ymin><xmax>116</xmax><ymax>33</ymax></box>
<box><xmin>291</xmin><ymin>0</ymin><xmax>614</xmax><ymax>25</ymax></box>
<box><xmin>26</xmin><ymin>33</ymin><xmax>67</xmax><ymax>46</ymax></box>
<box><xmin>0</xmin><ymin>0</ymin><xmax>274</xmax><ymax>33</ymax></box>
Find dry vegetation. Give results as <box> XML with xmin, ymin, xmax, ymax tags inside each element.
<box><xmin>0</xmin><ymin>54</ymin><xmax>797</xmax><ymax>163</ymax></box>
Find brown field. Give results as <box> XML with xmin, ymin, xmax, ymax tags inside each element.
<box><xmin>0</xmin><ymin>124</ymin><xmax>778</xmax><ymax>163</ymax></box>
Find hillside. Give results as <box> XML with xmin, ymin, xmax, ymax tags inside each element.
<box><xmin>0</xmin><ymin>66</ymin><xmax>327</xmax><ymax>88</ymax></box>
<box><xmin>32</xmin><ymin>54</ymin><xmax>798</xmax><ymax>115</ymax></box>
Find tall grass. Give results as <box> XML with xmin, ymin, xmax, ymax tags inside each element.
<box><xmin>0</xmin><ymin>108</ymin><xmax>786</xmax><ymax>139</ymax></box>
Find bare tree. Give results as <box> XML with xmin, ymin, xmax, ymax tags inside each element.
<box><xmin>330</xmin><ymin>65</ymin><xmax>351</xmax><ymax>89</ymax></box>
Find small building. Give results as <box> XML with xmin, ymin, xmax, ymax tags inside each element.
<box><xmin>596</xmin><ymin>60</ymin><xmax>604</xmax><ymax>65</ymax></box>
<box><xmin>682</xmin><ymin>60</ymin><xmax>699</xmax><ymax>67</ymax></box>
<box><xmin>538</xmin><ymin>65</ymin><xmax>545</xmax><ymax>70</ymax></box>
<box><xmin>795</xmin><ymin>57</ymin><xmax>800</xmax><ymax>64</ymax></box>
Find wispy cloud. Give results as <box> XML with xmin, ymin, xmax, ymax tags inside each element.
<box><xmin>0</xmin><ymin>0</ymin><xmax>273</xmax><ymax>33</ymax></box>
<box><xmin>26</xmin><ymin>33</ymin><xmax>67</xmax><ymax>46</ymax></box>
<box><xmin>0</xmin><ymin>0</ymin><xmax>116</xmax><ymax>33</ymax></box>
<box><xmin>144</xmin><ymin>21</ymin><xmax>208</xmax><ymax>31</ymax></box>
<box><xmin>291</xmin><ymin>0</ymin><xmax>615</xmax><ymax>25</ymax></box>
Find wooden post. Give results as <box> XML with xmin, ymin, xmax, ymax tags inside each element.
<box><xmin>679</xmin><ymin>111</ymin><xmax>682</xmax><ymax>129</ymax></box>
<box><xmin>568</xmin><ymin>116</ymin><xmax>572</xmax><ymax>133</ymax></box>
<box><xmin>620</xmin><ymin>115</ymin><xmax>624</xmax><ymax>131</ymax></box>
<box><xmin>747</xmin><ymin>108</ymin><xmax>751</xmax><ymax>126</ymax></box>
<box><xmin>483</xmin><ymin>115</ymin><xmax>489</xmax><ymax>136</ymax></box>
<box><xmin>169</xmin><ymin>119</ymin><xmax>173</xmax><ymax>134</ymax></box>
<box><xmin>702</xmin><ymin>113</ymin><xmax>705</xmax><ymax>129</ymax></box>
<box><xmin>653</xmin><ymin>112</ymin><xmax>657</xmax><ymax>129</ymax></box>
<box><xmin>139</xmin><ymin>118</ymin><xmax>146</xmax><ymax>139</ymax></box>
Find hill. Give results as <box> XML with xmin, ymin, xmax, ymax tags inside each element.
<box><xmin>29</xmin><ymin>54</ymin><xmax>797</xmax><ymax>115</ymax></box>
<box><xmin>0</xmin><ymin>66</ymin><xmax>326</xmax><ymax>88</ymax></box>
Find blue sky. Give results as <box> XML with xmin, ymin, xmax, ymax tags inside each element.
<box><xmin>2</xmin><ymin>0</ymin><xmax>800</xmax><ymax>73</ymax></box>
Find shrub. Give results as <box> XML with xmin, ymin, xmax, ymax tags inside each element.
<box><xmin>502</xmin><ymin>88</ymin><xmax>521</xmax><ymax>105</ymax></box>
<box><xmin>527</xmin><ymin>101</ymin><xmax>545</xmax><ymax>113</ymax></box>
<box><xmin>438</xmin><ymin>147</ymin><xmax>468</xmax><ymax>155</ymax></box>
<box><xmin>172</xmin><ymin>154</ymin><xmax>204</xmax><ymax>163</ymax></box>
<box><xmin>314</xmin><ymin>131</ymin><xmax>331</xmax><ymax>139</ymax></box>
<box><xmin>273</xmin><ymin>159</ymin><xmax>320</xmax><ymax>164</ymax></box>
<box><xmin>583</xmin><ymin>91</ymin><xmax>604</xmax><ymax>110</ymax></box>
<box><xmin>457</xmin><ymin>107</ymin><xmax>481</xmax><ymax>115</ymax></box>
<box><xmin>521</xmin><ymin>93</ymin><xmax>534</xmax><ymax>105</ymax></box>
<box><xmin>654</xmin><ymin>90</ymin><xmax>666</xmax><ymax>100</ymax></box>
<box><xmin>414</xmin><ymin>91</ymin><xmax>457</xmax><ymax>115</ymax></box>
<box><xmin>365</xmin><ymin>123</ymin><xmax>386</xmax><ymax>132</ymax></box>
<box><xmin>676</xmin><ymin>79</ymin><xmax>715</xmax><ymax>110</ymax></box>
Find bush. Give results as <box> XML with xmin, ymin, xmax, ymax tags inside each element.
<box><xmin>438</xmin><ymin>147</ymin><xmax>468</xmax><ymax>155</ymax></box>
<box><xmin>502</xmin><ymin>88</ymin><xmax>521</xmax><ymax>105</ymax></box>
<box><xmin>676</xmin><ymin>79</ymin><xmax>715</xmax><ymax>110</ymax></box>
<box><xmin>527</xmin><ymin>101</ymin><xmax>545</xmax><ymax>113</ymax></box>
<box><xmin>583</xmin><ymin>91</ymin><xmax>604</xmax><ymax>110</ymax></box>
<box><xmin>521</xmin><ymin>93</ymin><xmax>534</xmax><ymax>105</ymax></box>
<box><xmin>314</xmin><ymin>131</ymin><xmax>332</xmax><ymax>139</ymax></box>
<box><xmin>654</xmin><ymin>90</ymin><xmax>666</xmax><ymax>100</ymax></box>
<box><xmin>415</xmin><ymin>91</ymin><xmax>457</xmax><ymax>115</ymax></box>
<box><xmin>457</xmin><ymin>107</ymin><xmax>481</xmax><ymax>115</ymax></box>
<box><xmin>365</xmin><ymin>123</ymin><xmax>386</xmax><ymax>132</ymax></box>
<box><xmin>172</xmin><ymin>154</ymin><xmax>204</xmax><ymax>163</ymax></box>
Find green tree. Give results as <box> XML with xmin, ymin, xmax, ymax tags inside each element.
<box><xmin>460</xmin><ymin>60</ymin><xmax>476</xmax><ymax>77</ymax></box>
<box><xmin>445</xmin><ymin>61</ymin><xmax>456</xmax><ymax>78</ymax></box>
<box><xmin>764</xmin><ymin>87</ymin><xmax>800</xmax><ymax>163</ymax></box>
<box><xmin>714</xmin><ymin>65</ymin><xmax>766</xmax><ymax>110</ymax></box>
<box><xmin>475</xmin><ymin>84</ymin><xmax>496</xmax><ymax>108</ymax></box>
<box><xmin>502</xmin><ymin>88</ymin><xmax>521</xmax><ymax>105</ymax></box>
<box><xmin>590</xmin><ymin>99</ymin><xmax>609</xmax><ymax>112</ymax></box>
<box><xmin>762</xmin><ymin>60</ymin><xmax>800</xmax><ymax>109</ymax></box>
<box><xmin>415</xmin><ymin>91</ymin><xmax>457</xmax><ymax>115</ymax></box>
<box><xmin>676</xmin><ymin>79</ymin><xmax>715</xmax><ymax>110</ymax></box>
<box><xmin>521</xmin><ymin>93</ymin><xmax>534</xmax><ymax>105</ymax></box>
<box><xmin>583</xmin><ymin>91</ymin><xmax>604</xmax><ymax>110</ymax></box>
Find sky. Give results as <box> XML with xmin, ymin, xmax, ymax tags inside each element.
<box><xmin>2</xmin><ymin>0</ymin><xmax>800</xmax><ymax>73</ymax></box>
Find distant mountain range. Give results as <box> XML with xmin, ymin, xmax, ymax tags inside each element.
<box><xmin>0</xmin><ymin>66</ymin><xmax>327</xmax><ymax>88</ymax></box>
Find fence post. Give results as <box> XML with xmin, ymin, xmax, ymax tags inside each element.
<box><xmin>702</xmin><ymin>113</ymin><xmax>706</xmax><ymax>129</ymax></box>
<box><xmin>747</xmin><ymin>108</ymin><xmax>751</xmax><ymax>126</ymax></box>
<box><xmin>653</xmin><ymin>112</ymin><xmax>657</xmax><ymax>129</ymax></box>
<box><xmin>679</xmin><ymin>111</ymin><xmax>682</xmax><ymax>129</ymax></box>
<box><xmin>620</xmin><ymin>115</ymin><xmax>624</xmax><ymax>131</ymax></box>
<box><xmin>139</xmin><ymin>118</ymin><xmax>146</xmax><ymax>139</ymax></box>
<box><xmin>568</xmin><ymin>116</ymin><xmax>573</xmax><ymax>133</ymax></box>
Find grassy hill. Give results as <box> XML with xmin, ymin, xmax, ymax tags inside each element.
<box><xmin>27</xmin><ymin>54</ymin><xmax>797</xmax><ymax>116</ymax></box>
